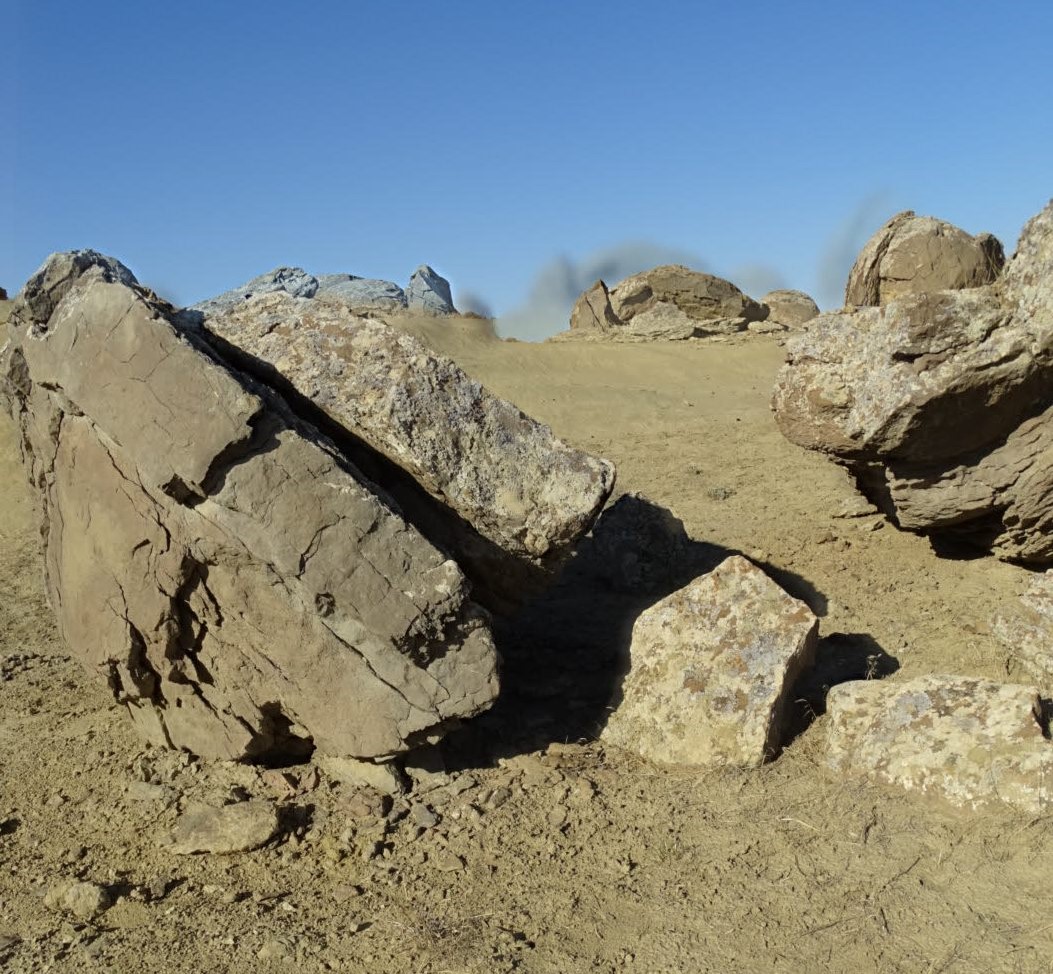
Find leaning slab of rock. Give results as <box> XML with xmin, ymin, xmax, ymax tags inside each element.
<box><xmin>405</xmin><ymin>265</ymin><xmax>456</xmax><ymax>315</ymax></box>
<box><xmin>760</xmin><ymin>289</ymin><xmax>819</xmax><ymax>328</ymax></box>
<box><xmin>167</xmin><ymin>801</ymin><xmax>279</xmax><ymax>854</ymax></box>
<box><xmin>197</xmin><ymin>291</ymin><xmax>615</xmax><ymax>606</ymax></box>
<box><xmin>315</xmin><ymin>274</ymin><xmax>408</xmax><ymax>312</ymax></box>
<box><xmin>569</xmin><ymin>280</ymin><xmax>622</xmax><ymax>333</ymax></box>
<box><xmin>845</xmin><ymin>210</ymin><xmax>1004</xmax><ymax>307</ymax></box>
<box><xmin>826</xmin><ymin>675</ymin><xmax>1053</xmax><ymax>812</ymax></box>
<box><xmin>773</xmin><ymin>199</ymin><xmax>1053</xmax><ymax>563</ymax></box>
<box><xmin>602</xmin><ymin>555</ymin><xmax>818</xmax><ymax>767</ymax></box>
<box><xmin>2</xmin><ymin>252</ymin><xmax>499</xmax><ymax>760</ymax></box>
<box><xmin>190</xmin><ymin>266</ymin><xmax>319</xmax><ymax>315</ymax></box>
<box><xmin>994</xmin><ymin>572</ymin><xmax>1053</xmax><ymax>682</ymax></box>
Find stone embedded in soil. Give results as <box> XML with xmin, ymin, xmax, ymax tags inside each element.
<box><xmin>196</xmin><ymin>290</ymin><xmax>615</xmax><ymax>608</ymax></box>
<box><xmin>601</xmin><ymin>555</ymin><xmax>819</xmax><ymax>767</ymax></box>
<box><xmin>167</xmin><ymin>800</ymin><xmax>279</xmax><ymax>855</ymax></box>
<box><xmin>773</xmin><ymin>199</ymin><xmax>1053</xmax><ymax>564</ymax></box>
<box><xmin>825</xmin><ymin>674</ymin><xmax>1053</xmax><ymax>812</ymax></box>
<box><xmin>44</xmin><ymin>880</ymin><xmax>112</xmax><ymax>920</ymax></box>
<box><xmin>2</xmin><ymin>253</ymin><xmax>498</xmax><ymax>761</ymax></box>
<box><xmin>994</xmin><ymin>571</ymin><xmax>1053</xmax><ymax>682</ymax></box>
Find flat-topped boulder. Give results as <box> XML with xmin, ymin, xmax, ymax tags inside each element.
<box><xmin>315</xmin><ymin>274</ymin><xmax>408</xmax><ymax>311</ymax></box>
<box><xmin>845</xmin><ymin>210</ymin><xmax>1004</xmax><ymax>307</ymax></box>
<box><xmin>2</xmin><ymin>252</ymin><xmax>499</xmax><ymax>761</ymax></box>
<box><xmin>191</xmin><ymin>266</ymin><xmax>319</xmax><ymax>315</ymax></box>
<box><xmin>602</xmin><ymin>555</ymin><xmax>818</xmax><ymax>767</ymax></box>
<box><xmin>826</xmin><ymin>675</ymin><xmax>1053</xmax><ymax>812</ymax></box>
<box><xmin>773</xmin><ymin>199</ymin><xmax>1053</xmax><ymax>563</ymax></box>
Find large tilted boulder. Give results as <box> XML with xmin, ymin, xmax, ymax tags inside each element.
<box><xmin>196</xmin><ymin>292</ymin><xmax>615</xmax><ymax>607</ymax></box>
<box><xmin>0</xmin><ymin>254</ymin><xmax>510</xmax><ymax>761</ymax></box>
<box><xmin>845</xmin><ymin>210</ymin><xmax>1005</xmax><ymax>307</ymax></box>
<box><xmin>826</xmin><ymin>675</ymin><xmax>1053</xmax><ymax>812</ymax></box>
<box><xmin>773</xmin><ymin>200</ymin><xmax>1053</xmax><ymax>563</ymax></box>
<box><xmin>558</xmin><ymin>265</ymin><xmax>767</xmax><ymax>341</ymax></box>
<box><xmin>602</xmin><ymin>556</ymin><xmax>818</xmax><ymax>767</ymax></box>
<box><xmin>405</xmin><ymin>265</ymin><xmax>456</xmax><ymax>315</ymax></box>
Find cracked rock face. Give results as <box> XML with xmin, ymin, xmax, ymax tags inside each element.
<box><xmin>602</xmin><ymin>556</ymin><xmax>818</xmax><ymax>767</ymax></box>
<box><xmin>405</xmin><ymin>265</ymin><xmax>456</xmax><ymax>315</ymax></box>
<box><xmin>844</xmin><ymin>211</ymin><xmax>1005</xmax><ymax>307</ymax></box>
<box><xmin>2</xmin><ymin>253</ymin><xmax>499</xmax><ymax>761</ymax></box>
<box><xmin>826</xmin><ymin>675</ymin><xmax>1053</xmax><ymax>812</ymax></box>
<box><xmin>773</xmin><ymin>199</ymin><xmax>1053</xmax><ymax>563</ymax></box>
<box><xmin>197</xmin><ymin>291</ymin><xmax>615</xmax><ymax>608</ymax></box>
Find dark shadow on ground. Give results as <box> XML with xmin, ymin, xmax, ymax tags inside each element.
<box><xmin>443</xmin><ymin>494</ymin><xmax>834</xmax><ymax>769</ymax></box>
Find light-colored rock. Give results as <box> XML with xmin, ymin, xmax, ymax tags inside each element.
<box><xmin>190</xmin><ymin>267</ymin><xmax>318</xmax><ymax>315</ymax></box>
<box><xmin>318</xmin><ymin>755</ymin><xmax>407</xmax><ymax>796</ymax></box>
<box><xmin>845</xmin><ymin>211</ymin><xmax>1004</xmax><ymax>307</ymax></box>
<box><xmin>405</xmin><ymin>265</ymin><xmax>456</xmax><ymax>315</ymax></box>
<box><xmin>167</xmin><ymin>801</ymin><xmax>279</xmax><ymax>854</ymax></box>
<box><xmin>45</xmin><ymin>880</ymin><xmax>112</xmax><ymax>920</ymax></box>
<box><xmin>569</xmin><ymin>280</ymin><xmax>622</xmax><ymax>333</ymax></box>
<box><xmin>315</xmin><ymin>274</ymin><xmax>408</xmax><ymax>312</ymax></box>
<box><xmin>3</xmin><ymin>253</ymin><xmax>499</xmax><ymax>761</ymax></box>
<box><xmin>602</xmin><ymin>555</ymin><xmax>818</xmax><ymax>767</ymax></box>
<box><xmin>197</xmin><ymin>292</ymin><xmax>615</xmax><ymax>606</ymax></box>
<box><xmin>826</xmin><ymin>675</ymin><xmax>1053</xmax><ymax>812</ymax></box>
<box><xmin>773</xmin><ymin>199</ymin><xmax>1053</xmax><ymax>563</ymax></box>
<box><xmin>994</xmin><ymin>572</ymin><xmax>1053</xmax><ymax>681</ymax></box>
<box><xmin>760</xmin><ymin>289</ymin><xmax>819</xmax><ymax>328</ymax></box>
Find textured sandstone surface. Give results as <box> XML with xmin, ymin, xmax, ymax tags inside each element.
<box><xmin>826</xmin><ymin>675</ymin><xmax>1053</xmax><ymax>812</ymax></box>
<box><xmin>760</xmin><ymin>289</ymin><xmax>819</xmax><ymax>328</ymax></box>
<box><xmin>2</xmin><ymin>254</ymin><xmax>499</xmax><ymax>761</ymax></box>
<box><xmin>602</xmin><ymin>555</ymin><xmax>818</xmax><ymax>767</ymax></box>
<box><xmin>844</xmin><ymin>211</ymin><xmax>1005</xmax><ymax>307</ymax></box>
<box><xmin>773</xmin><ymin>200</ymin><xmax>1053</xmax><ymax>562</ymax></box>
<box><xmin>568</xmin><ymin>280</ymin><xmax>622</xmax><ymax>334</ymax></box>
<box><xmin>199</xmin><ymin>292</ymin><xmax>615</xmax><ymax>598</ymax></box>
<box><xmin>994</xmin><ymin>571</ymin><xmax>1053</xmax><ymax>682</ymax></box>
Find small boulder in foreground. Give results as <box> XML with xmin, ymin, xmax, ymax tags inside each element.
<box><xmin>602</xmin><ymin>555</ymin><xmax>818</xmax><ymax>767</ymax></box>
<box><xmin>826</xmin><ymin>675</ymin><xmax>1053</xmax><ymax>812</ymax></box>
<box><xmin>167</xmin><ymin>801</ymin><xmax>279</xmax><ymax>855</ymax></box>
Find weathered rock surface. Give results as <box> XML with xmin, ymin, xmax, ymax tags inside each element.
<box><xmin>198</xmin><ymin>291</ymin><xmax>615</xmax><ymax>606</ymax></box>
<box><xmin>760</xmin><ymin>289</ymin><xmax>820</xmax><ymax>328</ymax></box>
<box><xmin>560</xmin><ymin>265</ymin><xmax>767</xmax><ymax>341</ymax></box>
<box><xmin>994</xmin><ymin>571</ymin><xmax>1053</xmax><ymax>682</ymax></box>
<box><xmin>2</xmin><ymin>253</ymin><xmax>499</xmax><ymax>761</ymax></box>
<box><xmin>315</xmin><ymin>274</ymin><xmax>408</xmax><ymax>312</ymax></box>
<box><xmin>191</xmin><ymin>267</ymin><xmax>319</xmax><ymax>315</ymax></box>
<box><xmin>44</xmin><ymin>880</ymin><xmax>113</xmax><ymax>920</ymax></box>
<box><xmin>826</xmin><ymin>675</ymin><xmax>1053</xmax><ymax>812</ymax></box>
<box><xmin>167</xmin><ymin>801</ymin><xmax>279</xmax><ymax>854</ymax></box>
<box><xmin>844</xmin><ymin>211</ymin><xmax>1004</xmax><ymax>307</ymax></box>
<box><xmin>405</xmin><ymin>265</ymin><xmax>456</xmax><ymax>315</ymax></box>
<box><xmin>773</xmin><ymin>199</ymin><xmax>1053</xmax><ymax>563</ymax></box>
<box><xmin>602</xmin><ymin>555</ymin><xmax>818</xmax><ymax>767</ymax></box>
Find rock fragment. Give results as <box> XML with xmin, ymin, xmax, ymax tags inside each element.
<box><xmin>602</xmin><ymin>555</ymin><xmax>818</xmax><ymax>767</ymax></box>
<box><xmin>569</xmin><ymin>280</ymin><xmax>622</xmax><ymax>333</ymax></box>
<box><xmin>993</xmin><ymin>571</ymin><xmax>1053</xmax><ymax>682</ymax></box>
<box><xmin>405</xmin><ymin>265</ymin><xmax>456</xmax><ymax>315</ymax></box>
<box><xmin>760</xmin><ymin>289</ymin><xmax>819</xmax><ymax>328</ymax></box>
<box><xmin>315</xmin><ymin>274</ymin><xmax>407</xmax><ymax>312</ymax></box>
<box><xmin>44</xmin><ymin>881</ymin><xmax>112</xmax><ymax>920</ymax></box>
<box><xmin>845</xmin><ymin>210</ymin><xmax>1004</xmax><ymax>306</ymax></box>
<box><xmin>190</xmin><ymin>266</ymin><xmax>318</xmax><ymax>315</ymax></box>
<box><xmin>167</xmin><ymin>801</ymin><xmax>279</xmax><ymax>854</ymax></box>
<box><xmin>826</xmin><ymin>675</ymin><xmax>1053</xmax><ymax>812</ymax></box>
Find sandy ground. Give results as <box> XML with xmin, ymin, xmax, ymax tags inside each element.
<box><xmin>1</xmin><ymin>307</ymin><xmax>1051</xmax><ymax>973</ymax></box>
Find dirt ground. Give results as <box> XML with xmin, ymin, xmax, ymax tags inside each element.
<box><xmin>1</xmin><ymin>306</ymin><xmax>1051</xmax><ymax>973</ymax></box>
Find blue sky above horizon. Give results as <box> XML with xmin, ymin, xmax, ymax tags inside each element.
<box><xmin>4</xmin><ymin>0</ymin><xmax>1052</xmax><ymax>338</ymax></box>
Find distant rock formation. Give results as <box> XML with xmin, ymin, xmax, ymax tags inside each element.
<box><xmin>773</xmin><ymin>200</ymin><xmax>1053</xmax><ymax>563</ymax></box>
<box><xmin>844</xmin><ymin>210</ymin><xmax>1004</xmax><ymax>307</ymax></box>
<box><xmin>759</xmin><ymin>289</ymin><xmax>820</xmax><ymax>329</ymax></box>
<box><xmin>194</xmin><ymin>265</ymin><xmax>458</xmax><ymax>317</ymax></box>
<box><xmin>560</xmin><ymin>265</ymin><xmax>768</xmax><ymax>341</ymax></box>
<box><xmin>0</xmin><ymin>286</ymin><xmax>8</xmax><ymax>301</ymax></box>
<box><xmin>1</xmin><ymin>250</ymin><xmax>615</xmax><ymax>761</ymax></box>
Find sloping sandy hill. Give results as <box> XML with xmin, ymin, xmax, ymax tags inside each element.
<box><xmin>0</xmin><ymin>308</ymin><xmax>1047</xmax><ymax>973</ymax></box>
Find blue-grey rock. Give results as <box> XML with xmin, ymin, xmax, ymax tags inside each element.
<box><xmin>406</xmin><ymin>265</ymin><xmax>456</xmax><ymax>315</ymax></box>
<box><xmin>191</xmin><ymin>267</ymin><xmax>318</xmax><ymax>315</ymax></box>
<box><xmin>314</xmin><ymin>274</ymin><xmax>407</xmax><ymax>311</ymax></box>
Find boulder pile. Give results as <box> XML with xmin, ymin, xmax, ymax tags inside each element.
<box><xmin>0</xmin><ymin>251</ymin><xmax>614</xmax><ymax>762</ymax></box>
<box><xmin>773</xmin><ymin>200</ymin><xmax>1053</xmax><ymax>563</ymax></box>
<box><xmin>561</xmin><ymin>265</ymin><xmax>818</xmax><ymax>341</ymax></box>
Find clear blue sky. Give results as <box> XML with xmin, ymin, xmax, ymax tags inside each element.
<box><xmin>4</xmin><ymin>1</ymin><xmax>1052</xmax><ymax>338</ymax></box>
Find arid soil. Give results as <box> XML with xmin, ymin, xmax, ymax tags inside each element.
<box><xmin>1</xmin><ymin>306</ymin><xmax>1050</xmax><ymax>973</ymax></box>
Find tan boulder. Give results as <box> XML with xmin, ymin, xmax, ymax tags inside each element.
<box><xmin>845</xmin><ymin>210</ymin><xmax>1004</xmax><ymax>307</ymax></box>
<box><xmin>826</xmin><ymin>675</ymin><xmax>1053</xmax><ymax>812</ymax></box>
<box><xmin>760</xmin><ymin>289</ymin><xmax>820</xmax><ymax>328</ymax></box>
<box><xmin>569</xmin><ymin>280</ymin><xmax>622</xmax><ymax>332</ymax></box>
<box><xmin>602</xmin><ymin>555</ymin><xmax>818</xmax><ymax>767</ymax></box>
